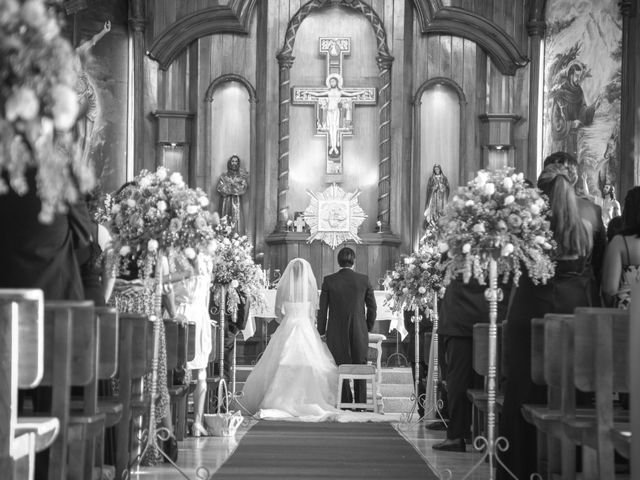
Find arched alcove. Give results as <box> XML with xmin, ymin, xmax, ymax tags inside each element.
<box><xmin>205</xmin><ymin>74</ymin><xmax>256</xmax><ymax>237</ymax></box>
<box><xmin>412</xmin><ymin>77</ymin><xmax>466</xmax><ymax>248</ymax></box>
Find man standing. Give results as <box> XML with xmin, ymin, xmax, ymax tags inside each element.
<box><xmin>317</xmin><ymin>247</ymin><xmax>377</xmax><ymax>405</ymax></box>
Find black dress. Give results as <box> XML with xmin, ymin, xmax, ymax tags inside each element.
<box><xmin>498</xmin><ymin>257</ymin><xmax>598</xmax><ymax>480</ymax></box>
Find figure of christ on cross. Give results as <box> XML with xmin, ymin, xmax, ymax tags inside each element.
<box><xmin>292</xmin><ymin>38</ymin><xmax>376</xmax><ymax>176</ymax></box>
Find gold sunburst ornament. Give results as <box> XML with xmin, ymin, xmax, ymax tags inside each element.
<box><xmin>303</xmin><ymin>183</ymin><xmax>367</xmax><ymax>249</ymax></box>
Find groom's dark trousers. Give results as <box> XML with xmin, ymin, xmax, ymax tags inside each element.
<box><xmin>317</xmin><ymin>267</ymin><xmax>377</xmax><ymax>405</ymax></box>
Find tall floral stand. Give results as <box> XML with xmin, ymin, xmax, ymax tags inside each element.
<box><xmin>126</xmin><ymin>251</ymin><xmax>195</xmax><ymax>480</ymax></box>
<box><xmin>462</xmin><ymin>257</ymin><xmax>518</xmax><ymax>480</ymax></box>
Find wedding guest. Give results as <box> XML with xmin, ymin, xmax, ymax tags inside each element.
<box><xmin>601</xmin><ymin>187</ymin><xmax>640</xmax><ymax>309</ymax></box>
<box><xmin>499</xmin><ymin>161</ymin><xmax>601</xmax><ymax>480</ymax></box>
<box><xmin>607</xmin><ymin>215</ymin><xmax>624</xmax><ymax>243</ymax></box>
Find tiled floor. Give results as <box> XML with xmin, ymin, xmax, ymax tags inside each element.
<box><xmin>128</xmin><ymin>417</ymin><xmax>491</xmax><ymax>479</ymax></box>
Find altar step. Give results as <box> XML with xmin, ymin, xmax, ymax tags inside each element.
<box><xmin>229</xmin><ymin>366</ymin><xmax>415</xmax><ymax>414</ymax></box>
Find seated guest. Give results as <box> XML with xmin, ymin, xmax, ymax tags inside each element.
<box><xmin>601</xmin><ymin>187</ymin><xmax>640</xmax><ymax>309</ymax></box>
<box><xmin>403</xmin><ymin>308</ymin><xmax>430</xmax><ymax>419</ymax></box>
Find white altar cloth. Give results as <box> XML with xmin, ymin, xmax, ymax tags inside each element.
<box><xmin>242</xmin><ymin>290</ymin><xmax>407</xmax><ymax>340</ymax></box>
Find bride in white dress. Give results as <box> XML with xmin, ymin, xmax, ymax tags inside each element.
<box><xmin>240</xmin><ymin>258</ymin><xmax>341</xmax><ymax>420</ymax></box>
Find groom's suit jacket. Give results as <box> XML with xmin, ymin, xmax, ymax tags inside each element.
<box><xmin>317</xmin><ymin>267</ymin><xmax>377</xmax><ymax>365</ymax></box>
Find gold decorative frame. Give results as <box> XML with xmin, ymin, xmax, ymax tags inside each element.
<box><xmin>303</xmin><ymin>183</ymin><xmax>367</xmax><ymax>249</ymax></box>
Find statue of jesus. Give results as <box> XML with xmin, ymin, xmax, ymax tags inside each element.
<box><xmin>216</xmin><ymin>155</ymin><xmax>249</xmax><ymax>234</ymax></box>
<box><xmin>305</xmin><ymin>73</ymin><xmax>369</xmax><ymax>157</ymax></box>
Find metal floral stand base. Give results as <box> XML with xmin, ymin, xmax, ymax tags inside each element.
<box><xmin>461</xmin><ymin>258</ymin><xmax>522</xmax><ymax>480</ymax></box>
<box><xmin>400</xmin><ymin>295</ymin><xmax>447</xmax><ymax>427</ymax></box>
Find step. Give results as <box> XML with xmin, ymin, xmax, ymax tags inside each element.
<box><xmin>382</xmin><ymin>396</ymin><xmax>415</xmax><ymax>413</ymax></box>
<box><xmin>379</xmin><ymin>383</ymin><xmax>414</xmax><ymax>397</ymax></box>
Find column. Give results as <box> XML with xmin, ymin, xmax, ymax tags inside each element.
<box><xmin>376</xmin><ymin>53</ymin><xmax>394</xmax><ymax>232</ymax></box>
<box><xmin>275</xmin><ymin>52</ymin><xmax>295</xmax><ymax>232</ymax></box>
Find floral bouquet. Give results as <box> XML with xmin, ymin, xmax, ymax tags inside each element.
<box><xmin>384</xmin><ymin>226</ymin><xmax>445</xmax><ymax>315</ymax></box>
<box><xmin>210</xmin><ymin>216</ymin><xmax>266</xmax><ymax>314</ymax></box>
<box><xmin>438</xmin><ymin>169</ymin><xmax>556</xmax><ymax>286</ymax></box>
<box><xmin>107</xmin><ymin>166</ymin><xmax>216</xmax><ymax>278</ymax></box>
<box><xmin>0</xmin><ymin>0</ymin><xmax>94</xmax><ymax>223</ymax></box>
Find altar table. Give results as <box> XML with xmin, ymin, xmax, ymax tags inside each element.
<box><xmin>241</xmin><ymin>290</ymin><xmax>407</xmax><ymax>340</ymax></box>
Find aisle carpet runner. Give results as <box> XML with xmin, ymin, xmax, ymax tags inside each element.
<box><xmin>212</xmin><ymin>421</ymin><xmax>436</xmax><ymax>479</ymax></box>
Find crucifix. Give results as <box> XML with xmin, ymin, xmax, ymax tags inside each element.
<box><xmin>292</xmin><ymin>37</ymin><xmax>376</xmax><ymax>181</ymax></box>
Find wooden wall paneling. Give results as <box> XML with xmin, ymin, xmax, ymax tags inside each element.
<box><xmin>196</xmin><ymin>39</ymin><xmax>211</xmax><ymax>189</ymax></box>
<box><xmin>367</xmin><ymin>244</ymin><xmax>382</xmax><ymax>285</ymax></box>
<box><xmin>451</xmin><ymin>36</ymin><xmax>464</xmax><ymax>87</ymax></box>
<box><xmin>355</xmin><ymin>243</ymin><xmax>368</xmax><ymax>277</ymax></box>
<box><xmin>513</xmin><ymin>67</ymin><xmax>529</xmax><ymax>176</ymax></box>
<box><xmin>472</xmin><ymin>46</ymin><xmax>486</xmax><ymax>180</ymax></box>
<box><xmin>188</xmin><ymin>41</ymin><xmax>200</xmax><ymax>188</ymax></box>
<box><xmin>427</xmin><ymin>35</ymin><xmax>439</xmax><ymax>78</ymax></box>
<box><xmin>439</xmin><ymin>35</ymin><xmax>452</xmax><ymax>78</ymax></box>
<box><xmin>321</xmin><ymin>245</ymin><xmax>335</xmax><ymax>280</ymax></box>
<box><xmin>309</xmin><ymin>241</ymin><xmax>323</xmax><ymax>286</ymax></box>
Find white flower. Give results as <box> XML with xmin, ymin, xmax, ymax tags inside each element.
<box><xmin>21</xmin><ymin>0</ymin><xmax>47</xmax><ymax>29</ymax></box>
<box><xmin>404</xmin><ymin>257</ymin><xmax>415</xmax><ymax>265</ymax></box>
<box><xmin>465</xmin><ymin>200</ymin><xmax>475</xmax><ymax>207</ymax></box>
<box><xmin>50</xmin><ymin>84</ymin><xmax>78</xmax><ymax>131</ymax></box>
<box><xmin>231</xmin><ymin>279</ymin><xmax>240</xmax><ymax>288</ymax></box>
<box><xmin>543</xmin><ymin>242</ymin><xmax>552</xmax><ymax>250</ymax></box>
<box><xmin>147</xmin><ymin>239</ymin><xmax>158</xmax><ymax>252</ymax></box>
<box><xmin>5</xmin><ymin>87</ymin><xmax>40</xmax><ymax>122</ymax></box>
<box><xmin>421</xmin><ymin>262</ymin><xmax>429</xmax><ymax>269</ymax></box>
<box><xmin>223</xmin><ymin>238</ymin><xmax>231</xmax><ymax>245</ymax></box>
<box><xmin>484</xmin><ymin>182</ymin><xmax>495</xmax><ymax>196</ymax></box>
<box><xmin>534</xmin><ymin>235</ymin><xmax>546</xmax><ymax>244</ymax></box>
<box><xmin>392</xmin><ymin>272</ymin><xmax>400</xmax><ymax>279</ymax></box>
<box><xmin>462</xmin><ymin>243</ymin><xmax>471</xmax><ymax>254</ymax></box>
<box><xmin>156</xmin><ymin>167</ymin><xmax>168</xmax><ymax>180</ymax></box>
<box><xmin>472</xmin><ymin>223</ymin><xmax>485</xmax><ymax>233</ymax></box>
<box><xmin>207</xmin><ymin>240</ymin><xmax>218</xmax><ymax>255</ymax></box>
<box><xmin>170</xmin><ymin>172</ymin><xmax>184</xmax><ymax>185</ymax></box>
<box><xmin>501</xmin><ymin>243</ymin><xmax>515</xmax><ymax>256</ymax></box>
<box><xmin>138</xmin><ymin>176</ymin><xmax>152</xmax><ymax>188</ymax></box>
<box><xmin>503</xmin><ymin>177</ymin><xmax>514</xmax><ymax>191</ymax></box>
<box><xmin>111</xmin><ymin>204</ymin><xmax>121</xmax><ymax>214</ymax></box>
<box><xmin>402</xmin><ymin>287</ymin><xmax>409</xmax><ymax>294</ymax></box>
<box><xmin>530</xmin><ymin>204</ymin><xmax>540</xmax><ymax>215</ymax></box>
<box><xmin>199</xmin><ymin>197</ymin><xmax>209</xmax><ymax>207</ymax></box>
<box><xmin>186</xmin><ymin>205</ymin><xmax>198</xmax><ymax>215</ymax></box>
<box><xmin>475</xmin><ymin>171</ymin><xmax>490</xmax><ymax>187</ymax></box>
<box><xmin>126</xmin><ymin>198</ymin><xmax>136</xmax><ymax>208</ymax></box>
<box><xmin>418</xmin><ymin>287</ymin><xmax>427</xmax><ymax>294</ymax></box>
<box><xmin>516</xmin><ymin>172</ymin><xmax>524</xmax><ymax>182</ymax></box>
<box><xmin>504</xmin><ymin>195</ymin><xmax>515</xmax><ymax>206</ymax></box>
<box><xmin>119</xmin><ymin>245</ymin><xmax>131</xmax><ymax>256</ymax></box>
<box><xmin>184</xmin><ymin>247</ymin><xmax>196</xmax><ymax>259</ymax></box>
<box><xmin>438</xmin><ymin>242</ymin><xmax>449</xmax><ymax>253</ymax></box>
<box><xmin>157</xmin><ymin>200</ymin><xmax>167</xmax><ymax>212</ymax></box>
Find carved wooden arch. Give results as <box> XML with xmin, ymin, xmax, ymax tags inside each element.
<box><xmin>413</xmin><ymin>76</ymin><xmax>466</xmax><ymax>106</ymax></box>
<box><xmin>411</xmin><ymin>0</ymin><xmax>529</xmax><ymax>75</ymax></box>
<box><xmin>411</xmin><ymin>77</ymin><xmax>467</xmax><ymax>249</ymax></box>
<box><xmin>148</xmin><ymin>0</ymin><xmax>257</xmax><ymax>70</ymax></box>
<box><xmin>204</xmin><ymin>73</ymin><xmax>257</xmax><ymax>104</ymax></box>
<box><xmin>204</xmin><ymin>73</ymin><xmax>258</xmax><ymax>244</ymax></box>
<box><xmin>278</xmin><ymin>0</ymin><xmax>392</xmax><ymax>61</ymax></box>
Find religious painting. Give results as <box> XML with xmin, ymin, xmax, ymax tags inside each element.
<box><xmin>63</xmin><ymin>0</ymin><xmax>129</xmax><ymax>193</ymax></box>
<box><xmin>542</xmin><ymin>0</ymin><xmax>622</xmax><ymax>198</ymax></box>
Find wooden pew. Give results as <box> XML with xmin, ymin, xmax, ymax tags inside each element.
<box><xmin>40</xmin><ymin>301</ymin><xmax>106</xmax><ymax>480</ymax></box>
<box><xmin>0</xmin><ymin>290</ymin><xmax>48</xmax><ymax>480</ymax></box>
<box><xmin>114</xmin><ymin>314</ymin><xmax>150</xmax><ymax>479</ymax></box>
<box><xmin>570</xmin><ymin>308</ymin><xmax>630</xmax><ymax>479</ymax></box>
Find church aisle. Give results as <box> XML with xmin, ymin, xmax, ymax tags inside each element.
<box><xmin>129</xmin><ymin>419</ymin><xmax>489</xmax><ymax>479</ymax></box>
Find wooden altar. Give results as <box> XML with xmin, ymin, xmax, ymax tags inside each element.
<box><xmin>264</xmin><ymin>232</ymin><xmax>401</xmax><ymax>287</ymax></box>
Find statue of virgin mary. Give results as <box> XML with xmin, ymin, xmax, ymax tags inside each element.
<box><xmin>423</xmin><ymin>164</ymin><xmax>450</xmax><ymax>229</ymax></box>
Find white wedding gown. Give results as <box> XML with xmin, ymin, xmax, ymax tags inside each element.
<box><xmin>240</xmin><ymin>301</ymin><xmax>342</xmax><ymax>421</ymax></box>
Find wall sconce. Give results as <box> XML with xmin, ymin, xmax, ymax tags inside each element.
<box><xmin>479</xmin><ymin>113</ymin><xmax>521</xmax><ymax>171</ymax></box>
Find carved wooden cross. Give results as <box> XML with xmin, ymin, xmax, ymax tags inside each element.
<box><xmin>292</xmin><ymin>37</ymin><xmax>376</xmax><ymax>180</ymax></box>
<box><xmin>293</xmin><ymin>215</ymin><xmax>307</xmax><ymax>233</ymax></box>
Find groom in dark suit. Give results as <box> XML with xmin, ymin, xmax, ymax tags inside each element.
<box><xmin>317</xmin><ymin>247</ymin><xmax>377</xmax><ymax>405</ymax></box>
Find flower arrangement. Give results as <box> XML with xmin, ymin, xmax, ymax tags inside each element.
<box><xmin>384</xmin><ymin>226</ymin><xmax>445</xmax><ymax>314</ymax></box>
<box><xmin>0</xmin><ymin>0</ymin><xmax>94</xmax><ymax>222</ymax></box>
<box><xmin>107</xmin><ymin>166</ymin><xmax>216</xmax><ymax>277</ymax></box>
<box><xmin>438</xmin><ymin>168</ymin><xmax>556</xmax><ymax>286</ymax></box>
<box><xmin>210</xmin><ymin>216</ymin><xmax>266</xmax><ymax>314</ymax></box>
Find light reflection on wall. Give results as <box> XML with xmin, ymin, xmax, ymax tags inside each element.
<box><xmin>210</xmin><ymin>81</ymin><xmax>250</xmax><ymax>213</ymax></box>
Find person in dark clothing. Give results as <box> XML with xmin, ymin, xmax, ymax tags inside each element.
<box><xmin>433</xmin><ymin>278</ymin><xmax>511</xmax><ymax>452</ymax></box>
<box><xmin>317</xmin><ymin>247</ymin><xmax>377</xmax><ymax>405</ymax></box>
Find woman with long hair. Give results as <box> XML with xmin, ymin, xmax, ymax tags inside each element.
<box><xmin>601</xmin><ymin>186</ymin><xmax>640</xmax><ymax>309</ymax></box>
<box><xmin>499</xmin><ymin>160</ymin><xmax>599</xmax><ymax>479</ymax></box>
